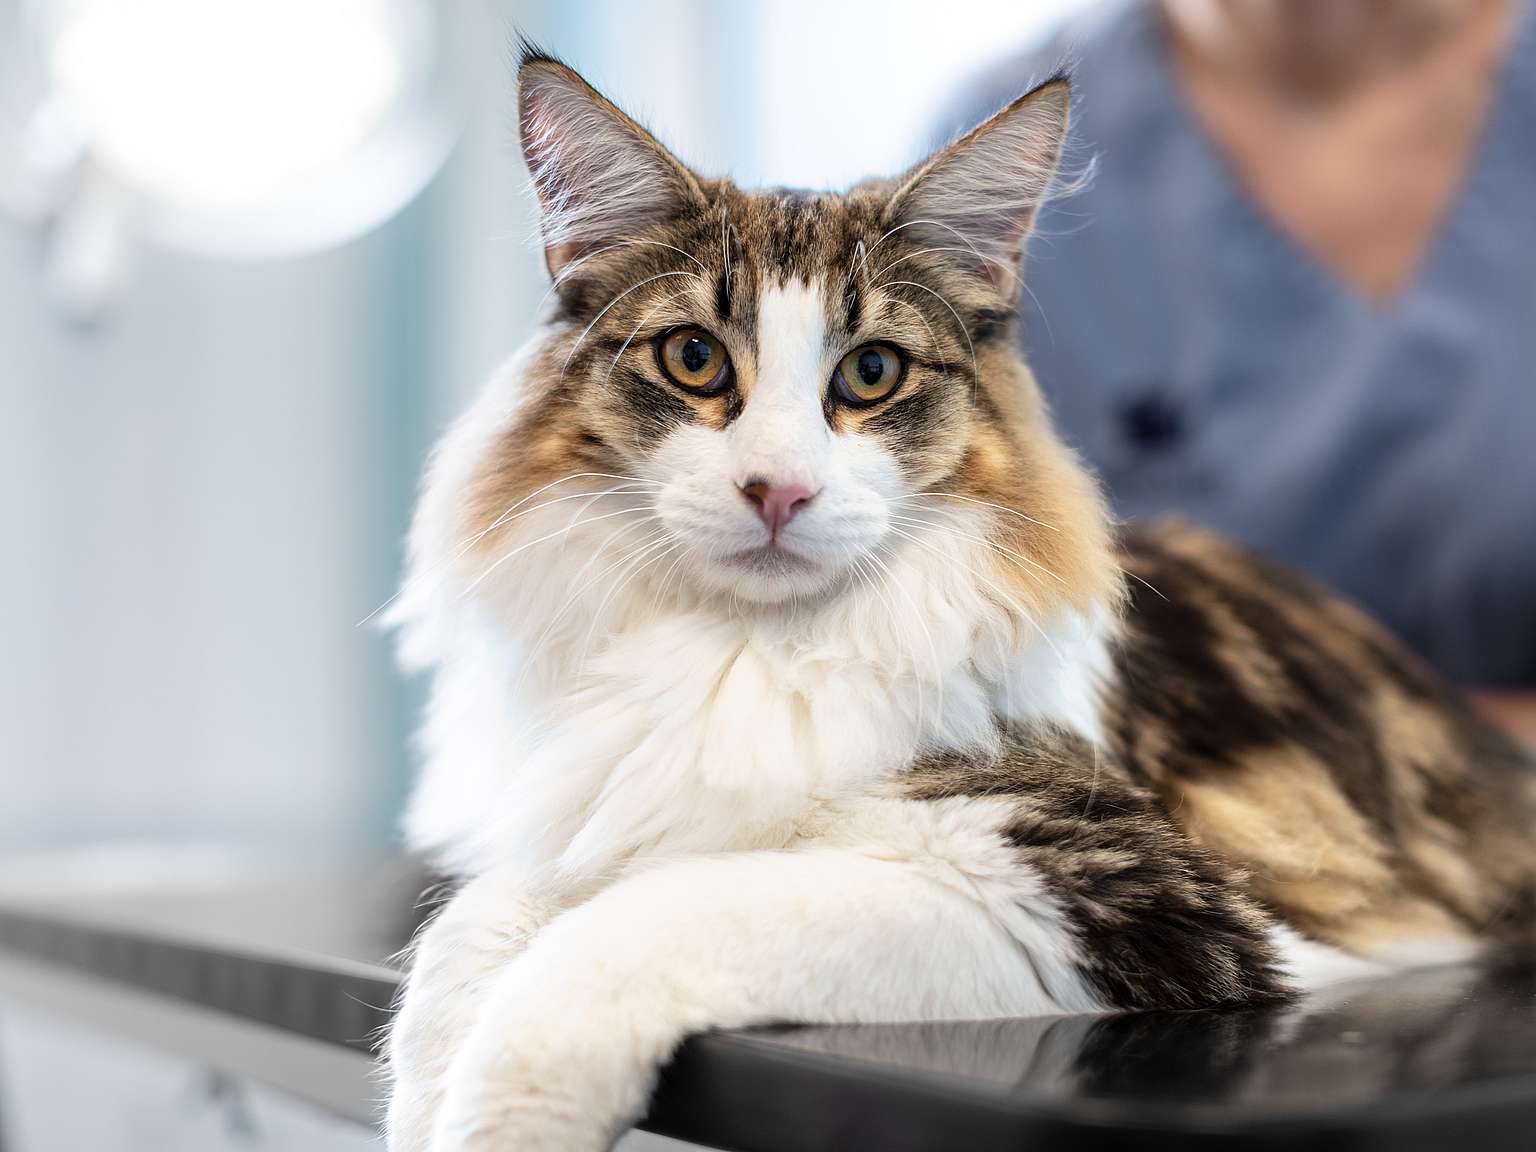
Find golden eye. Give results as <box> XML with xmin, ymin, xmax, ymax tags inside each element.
<box><xmin>658</xmin><ymin>328</ymin><xmax>731</xmax><ymax>394</ymax></box>
<box><xmin>832</xmin><ymin>344</ymin><xmax>904</xmax><ymax>406</ymax></box>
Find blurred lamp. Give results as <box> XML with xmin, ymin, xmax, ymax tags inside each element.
<box><xmin>2</xmin><ymin>0</ymin><xmax>460</xmax><ymax>318</ymax></box>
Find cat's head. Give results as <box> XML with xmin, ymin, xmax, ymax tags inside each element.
<box><xmin>441</xmin><ymin>49</ymin><xmax>1119</xmax><ymax>642</ymax></box>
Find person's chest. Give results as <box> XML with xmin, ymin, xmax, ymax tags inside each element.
<box><xmin>1021</xmin><ymin>217</ymin><xmax>1536</xmax><ymax>683</ymax></box>
<box><xmin>1166</xmin><ymin>1</ymin><xmax>1515</xmax><ymax>304</ymax></box>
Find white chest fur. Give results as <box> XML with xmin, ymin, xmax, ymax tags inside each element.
<box><xmin>400</xmin><ymin>512</ymin><xmax>1113</xmax><ymax>882</ymax></box>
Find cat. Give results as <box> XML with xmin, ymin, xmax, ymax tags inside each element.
<box><xmin>383</xmin><ymin>45</ymin><xmax>1536</xmax><ymax>1152</ymax></box>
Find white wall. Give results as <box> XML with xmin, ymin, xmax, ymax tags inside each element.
<box><xmin>738</xmin><ymin>0</ymin><xmax>1093</xmax><ymax>189</ymax></box>
<box><xmin>0</xmin><ymin>202</ymin><xmax>425</xmax><ymax>855</ymax></box>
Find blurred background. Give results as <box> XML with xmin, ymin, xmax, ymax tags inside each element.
<box><xmin>0</xmin><ymin>0</ymin><xmax>1095</xmax><ymax>864</ymax></box>
<box><xmin>3</xmin><ymin>1</ymin><xmax>1534</xmax><ymax>1148</ymax></box>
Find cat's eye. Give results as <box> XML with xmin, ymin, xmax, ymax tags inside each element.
<box><xmin>657</xmin><ymin>328</ymin><xmax>731</xmax><ymax>394</ymax></box>
<box><xmin>831</xmin><ymin>344</ymin><xmax>904</xmax><ymax>406</ymax></box>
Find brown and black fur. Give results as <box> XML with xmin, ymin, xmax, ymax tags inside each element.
<box><xmin>907</xmin><ymin>728</ymin><xmax>1294</xmax><ymax>1010</ymax></box>
<box><xmin>1108</xmin><ymin>523</ymin><xmax>1536</xmax><ymax>956</ymax></box>
<box><xmin>905</xmin><ymin>524</ymin><xmax>1536</xmax><ymax>1012</ymax></box>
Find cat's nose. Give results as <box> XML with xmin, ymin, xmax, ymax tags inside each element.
<box><xmin>740</xmin><ymin>480</ymin><xmax>817</xmax><ymax>537</ymax></box>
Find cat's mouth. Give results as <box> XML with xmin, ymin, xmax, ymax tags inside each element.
<box><xmin>718</xmin><ymin>543</ymin><xmax>818</xmax><ymax>575</ymax></box>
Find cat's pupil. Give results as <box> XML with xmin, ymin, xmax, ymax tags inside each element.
<box><xmin>681</xmin><ymin>338</ymin><xmax>712</xmax><ymax>374</ymax></box>
<box><xmin>857</xmin><ymin>350</ymin><xmax>884</xmax><ymax>386</ymax></box>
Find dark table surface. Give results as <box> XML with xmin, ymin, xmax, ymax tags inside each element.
<box><xmin>1</xmin><ymin>860</ymin><xmax>1534</xmax><ymax>1151</ymax></box>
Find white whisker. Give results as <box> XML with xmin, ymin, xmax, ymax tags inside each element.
<box><xmin>531</xmin><ymin>238</ymin><xmax>709</xmax><ymax>316</ymax></box>
<box><xmin>884</xmin><ymin>298</ymin><xmax>948</xmax><ymax>371</ymax></box>
<box><xmin>899</xmin><ymin>490</ymin><xmax>1058</xmax><ymax>533</ymax></box>
<box><xmin>512</xmin><ymin>523</ymin><xmax>670</xmax><ymax>693</ymax></box>
<box><xmin>872</xmin><ymin>244</ymin><xmax>1018</xmax><ymax>288</ymax></box>
<box><xmin>562</xmin><ymin>271</ymin><xmax>704</xmax><ymax>379</ymax></box>
<box><xmin>865</xmin><ymin>217</ymin><xmax>1006</xmax><ymax>288</ymax></box>
<box><xmin>888</xmin><ymin>503</ymin><xmax>1065</xmax><ymax>582</ymax></box>
<box><xmin>886</xmin><ymin>524</ymin><xmax>1064</xmax><ymax>664</ymax></box>
<box><xmin>461</xmin><ymin>506</ymin><xmax>657</xmax><ymax>598</ymax></box>
<box><xmin>576</xmin><ymin>534</ymin><xmax>682</xmax><ymax>670</ymax></box>
<box><xmin>602</xmin><ymin>287</ymin><xmax>697</xmax><ymax>389</ymax></box>
<box><xmin>851</xmin><ymin>552</ymin><xmax>926</xmax><ymax>736</ymax></box>
<box><xmin>880</xmin><ymin>280</ymin><xmax>979</xmax><ymax>404</ymax></box>
<box><xmin>357</xmin><ymin>473</ymin><xmax>661</xmax><ymax>626</ymax></box>
<box><xmin>887</xmin><ymin>513</ymin><xmax>1062</xmax><ymax>587</ymax></box>
<box><xmin>866</xmin><ymin>549</ymin><xmax>945</xmax><ymax>734</ymax></box>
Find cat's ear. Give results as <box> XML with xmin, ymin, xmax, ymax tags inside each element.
<box><xmin>517</xmin><ymin>48</ymin><xmax>705</xmax><ymax>279</ymax></box>
<box><xmin>886</xmin><ymin>75</ymin><xmax>1070</xmax><ymax>289</ymax></box>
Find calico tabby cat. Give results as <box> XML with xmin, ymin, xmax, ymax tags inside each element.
<box><xmin>384</xmin><ymin>47</ymin><xmax>1536</xmax><ymax>1152</ymax></box>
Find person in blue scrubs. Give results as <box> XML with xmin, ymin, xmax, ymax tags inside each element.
<box><xmin>941</xmin><ymin>0</ymin><xmax>1536</xmax><ymax>737</ymax></box>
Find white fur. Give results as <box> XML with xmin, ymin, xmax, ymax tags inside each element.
<box><xmin>385</xmin><ymin>269</ymin><xmax>1118</xmax><ymax>1149</ymax></box>
<box><xmin>1268</xmin><ymin>925</ymin><xmax>1487</xmax><ymax>994</ymax></box>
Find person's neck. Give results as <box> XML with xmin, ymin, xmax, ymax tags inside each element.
<box><xmin>1161</xmin><ymin>0</ymin><xmax>1510</xmax><ymax>99</ymax></box>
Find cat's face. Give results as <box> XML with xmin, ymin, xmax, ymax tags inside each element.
<box><xmin>459</xmin><ymin>53</ymin><xmax>1117</xmax><ymax>622</ymax></box>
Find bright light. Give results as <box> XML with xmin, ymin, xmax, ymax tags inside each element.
<box><xmin>51</xmin><ymin>0</ymin><xmax>405</xmax><ymax>212</ymax></box>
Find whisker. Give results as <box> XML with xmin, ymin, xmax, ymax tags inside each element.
<box><xmin>880</xmin><ymin>280</ymin><xmax>979</xmax><ymax>405</ymax></box>
<box><xmin>576</xmin><ymin>534</ymin><xmax>682</xmax><ymax>669</ymax></box>
<box><xmin>852</xmin><ymin>552</ymin><xmax>926</xmax><ymax>736</ymax></box>
<box><xmin>847</xmin><ymin>238</ymin><xmax>870</xmax><ymax>290</ymax></box>
<box><xmin>652</xmin><ymin>542</ymin><xmax>691</xmax><ymax>614</ymax></box>
<box><xmin>866</xmin><ymin>549</ymin><xmax>945</xmax><ymax>733</ymax></box>
<box><xmin>461</xmin><ymin>506</ymin><xmax>657</xmax><ymax>597</ymax></box>
<box><xmin>357</xmin><ymin>474</ymin><xmax>661</xmax><ymax>626</ymax></box>
<box><xmin>1120</xmin><ymin>566</ymin><xmax>1168</xmax><ymax>601</ymax></box>
<box><xmin>1017</xmin><ymin>273</ymin><xmax>1054</xmax><ymax>347</ymax></box>
<box><xmin>888</xmin><ymin>504</ymin><xmax>1065</xmax><ymax>582</ymax></box>
<box><xmin>532</xmin><ymin>238</ymin><xmax>711</xmax><ymax>315</ymax></box>
<box><xmin>720</xmin><ymin>205</ymin><xmax>732</xmax><ymax>309</ymax></box>
<box><xmin>896</xmin><ymin>490</ymin><xmax>1058</xmax><ymax>533</ymax></box>
<box><xmin>601</xmin><ymin>287</ymin><xmax>696</xmax><ymax>390</ymax></box>
<box><xmin>887</xmin><ymin>513</ymin><xmax>1063</xmax><ymax>587</ymax></box>
<box><xmin>512</xmin><ymin>523</ymin><xmax>670</xmax><ymax>692</ymax></box>
<box><xmin>482</xmin><ymin>485</ymin><xmax>656</xmax><ymax>573</ymax></box>
<box><xmin>865</xmin><ymin>218</ymin><xmax>1006</xmax><ymax>289</ymax></box>
<box><xmin>872</xmin><ymin>244</ymin><xmax>1018</xmax><ymax>288</ymax></box>
<box><xmin>886</xmin><ymin>524</ymin><xmax>1064</xmax><ymax>664</ymax></box>
<box><xmin>562</xmin><ymin>271</ymin><xmax>705</xmax><ymax>380</ymax></box>
<box><xmin>884</xmin><ymin>298</ymin><xmax>948</xmax><ymax>372</ymax></box>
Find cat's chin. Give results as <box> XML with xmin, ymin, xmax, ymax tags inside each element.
<box><xmin>695</xmin><ymin>544</ymin><xmax>845</xmax><ymax>605</ymax></box>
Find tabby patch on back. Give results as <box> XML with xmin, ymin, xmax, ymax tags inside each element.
<box><xmin>383</xmin><ymin>46</ymin><xmax>1534</xmax><ymax>1152</ymax></box>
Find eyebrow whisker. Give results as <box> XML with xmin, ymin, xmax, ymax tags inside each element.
<box><xmin>562</xmin><ymin>271</ymin><xmax>705</xmax><ymax>380</ymax></box>
<box><xmin>880</xmin><ymin>280</ymin><xmax>979</xmax><ymax>405</ymax></box>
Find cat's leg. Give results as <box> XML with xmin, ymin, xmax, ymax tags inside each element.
<box><xmin>427</xmin><ymin>804</ymin><xmax>1108</xmax><ymax>1152</ymax></box>
<box><xmin>385</xmin><ymin>873</ymin><xmax>567</xmax><ymax>1152</ymax></box>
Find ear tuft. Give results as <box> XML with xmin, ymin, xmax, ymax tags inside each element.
<box><xmin>517</xmin><ymin>55</ymin><xmax>703</xmax><ymax>278</ymax></box>
<box><xmin>887</xmin><ymin>75</ymin><xmax>1072</xmax><ymax>290</ymax></box>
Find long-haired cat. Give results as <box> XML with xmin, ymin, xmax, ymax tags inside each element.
<box><xmin>384</xmin><ymin>47</ymin><xmax>1535</xmax><ymax>1152</ymax></box>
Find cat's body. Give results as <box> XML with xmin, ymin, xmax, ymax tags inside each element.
<box><xmin>385</xmin><ymin>49</ymin><xmax>1535</xmax><ymax>1152</ymax></box>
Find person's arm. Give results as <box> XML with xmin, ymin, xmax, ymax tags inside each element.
<box><xmin>1471</xmin><ymin>691</ymin><xmax>1536</xmax><ymax>749</ymax></box>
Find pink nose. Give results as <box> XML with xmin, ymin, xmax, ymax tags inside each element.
<box><xmin>740</xmin><ymin>480</ymin><xmax>817</xmax><ymax>537</ymax></box>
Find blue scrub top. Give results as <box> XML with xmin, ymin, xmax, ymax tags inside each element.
<box><xmin>941</xmin><ymin>0</ymin><xmax>1536</xmax><ymax>686</ymax></box>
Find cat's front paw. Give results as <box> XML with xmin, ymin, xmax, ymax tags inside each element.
<box><xmin>425</xmin><ymin>970</ymin><xmax>660</xmax><ymax>1152</ymax></box>
<box><xmin>384</xmin><ymin>879</ymin><xmax>563</xmax><ymax>1152</ymax></box>
<box><xmin>429</xmin><ymin>1062</ymin><xmax>620</xmax><ymax>1152</ymax></box>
